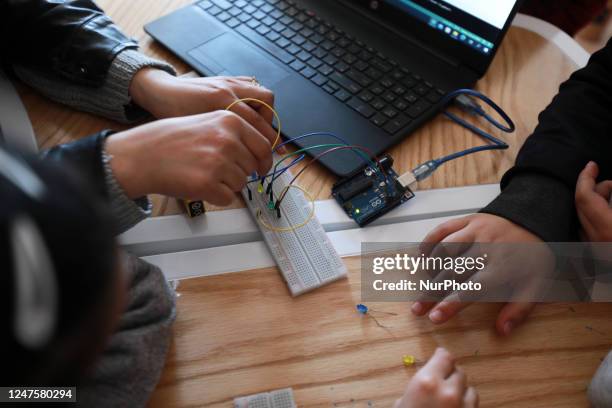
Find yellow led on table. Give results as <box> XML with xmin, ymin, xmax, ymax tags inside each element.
<box><xmin>402</xmin><ymin>355</ymin><xmax>415</xmax><ymax>367</ymax></box>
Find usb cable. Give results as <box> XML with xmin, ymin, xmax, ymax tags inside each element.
<box><xmin>398</xmin><ymin>88</ymin><xmax>514</xmax><ymax>189</ymax></box>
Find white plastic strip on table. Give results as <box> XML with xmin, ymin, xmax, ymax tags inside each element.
<box><xmin>130</xmin><ymin>184</ymin><xmax>500</xmax><ymax>280</ymax></box>
<box><xmin>120</xmin><ymin>184</ymin><xmax>500</xmax><ymax>257</ymax></box>
<box><xmin>512</xmin><ymin>13</ymin><xmax>589</xmax><ymax>68</ymax></box>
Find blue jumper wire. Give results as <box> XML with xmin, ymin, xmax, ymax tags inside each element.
<box><xmin>248</xmin><ymin>88</ymin><xmax>514</xmax><ymax>187</ymax></box>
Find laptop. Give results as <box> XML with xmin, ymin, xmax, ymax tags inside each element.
<box><xmin>145</xmin><ymin>0</ymin><xmax>523</xmax><ymax>176</ymax></box>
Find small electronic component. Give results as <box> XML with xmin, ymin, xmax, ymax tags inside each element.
<box><xmin>332</xmin><ymin>154</ymin><xmax>414</xmax><ymax>227</ymax></box>
<box><xmin>402</xmin><ymin>355</ymin><xmax>416</xmax><ymax>367</ymax></box>
<box><xmin>182</xmin><ymin>199</ymin><xmax>206</xmax><ymax>218</ymax></box>
<box><xmin>356</xmin><ymin>304</ymin><xmax>369</xmax><ymax>314</ymax></box>
<box><xmin>234</xmin><ymin>388</ymin><xmax>296</xmax><ymax>408</ymax></box>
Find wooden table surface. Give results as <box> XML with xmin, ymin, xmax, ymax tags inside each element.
<box><xmin>19</xmin><ymin>1</ymin><xmax>612</xmax><ymax>406</ymax></box>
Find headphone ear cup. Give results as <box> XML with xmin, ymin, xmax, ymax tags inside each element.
<box><xmin>11</xmin><ymin>214</ymin><xmax>57</xmax><ymax>349</ymax></box>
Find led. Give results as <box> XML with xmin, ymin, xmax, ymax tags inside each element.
<box><xmin>356</xmin><ymin>304</ymin><xmax>368</xmax><ymax>314</ymax></box>
<box><xmin>402</xmin><ymin>355</ymin><xmax>415</xmax><ymax>367</ymax></box>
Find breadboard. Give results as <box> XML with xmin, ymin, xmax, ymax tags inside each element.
<box><xmin>234</xmin><ymin>388</ymin><xmax>296</xmax><ymax>408</ymax></box>
<box><xmin>241</xmin><ymin>157</ymin><xmax>347</xmax><ymax>296</ymax></box>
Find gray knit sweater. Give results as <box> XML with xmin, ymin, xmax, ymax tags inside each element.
<box><xmin>15</xmin><ymin>49</ymin><xmax>176</xmax><ymax>233</ymax></box>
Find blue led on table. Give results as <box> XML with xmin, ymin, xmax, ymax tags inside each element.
<box><xmin>356</xmin><ymin>304</ymin><xmax>368</xmax><ymax>314</ymax></box>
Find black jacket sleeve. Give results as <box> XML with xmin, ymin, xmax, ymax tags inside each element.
<box><xmin>0</xmin><ymin>0</ymin><xmax>137</xmax><ymax>86</ymax></box>
<box><xmin>41</xmin><ymin>131</ymin><xmax>113</xmax><ymax>200</ymax></box>
<box><xmin>481</xmin><ymin>39</ymin><xmax>612</xmax><ymax>242</ymax></box>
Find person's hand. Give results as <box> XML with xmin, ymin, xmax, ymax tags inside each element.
<box><xmin>394</xmin><ymin>348</ymin><xmax>478</xmax><ymax>408</ymax></box>
<box><xmin>576</xmin><ymin>161</ymin><xmax>612</xmax><ymax>242</ymax></box>
<box><xmin>105</xmin><ymin>111</ymin><xmax>272</xmax><ymax>206</ymax></box>
<box><xmin>412</xmin><ymin>213</ymin><xmax>547</xmax><ymax>336</ymax></box>
<box><xmin>129</xmin><ymin>69</ymin><xmax>278</xmax><ymax>147</ymax></box>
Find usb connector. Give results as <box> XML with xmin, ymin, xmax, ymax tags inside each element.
<box><xmin>397</xmin><ymin>171</ymin><xmax>417</xmax><ymax>189</ymax></box>
<box><xmin>398</xmin><ymin>160</ymin><xmax>440</xmax><ymax>190</ymax></box>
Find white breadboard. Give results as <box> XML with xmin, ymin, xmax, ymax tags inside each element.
<box><xmin>241</xmin><ymin>157</ymin><xmax>347</xmax><ymax>296</ymax></box>
<box><xmin>234</xmin><ymin>388</ymin><xmax>296</xmax><ymax>408</ymax></box>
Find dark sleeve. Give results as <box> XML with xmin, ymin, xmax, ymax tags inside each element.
<box><xmin>520</xmin><ymin>0</ymin><xmax>607</xmax><ymax>36</ymax></box>
<box><xmin>481</xmin><ymin>39</ymin><xmax>612</xmax><ymax>242</ymax></box>
<box><xmin>41</xmin><ymin>132</ymin><xmax>153</xmax><ymax>234</ymax></box>
<box><xmin>0</xmin><ymin>0</ymin><xmax>137</xmax><ymax>86</ymax></box>
<box><xmin>41</xmin><ymin>131</ymin><xmax>113</xmax><ymax>200</ymax></box>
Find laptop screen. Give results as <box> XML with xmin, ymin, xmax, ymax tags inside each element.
<box><xmin>384</xmin><ymin>0</ymin><xmax>519</xmax><ymax>56</ymax></box>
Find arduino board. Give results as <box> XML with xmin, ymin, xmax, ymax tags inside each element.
<box><xmin>332</xmin><ymin>155</ymin><xmax>414</xmax><ymax>227</ymax></box>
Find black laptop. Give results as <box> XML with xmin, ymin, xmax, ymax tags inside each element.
<box><xmin>146</xmin><ymin>0</ymin><xmax>522</xmax><ymax>176</ymax></box>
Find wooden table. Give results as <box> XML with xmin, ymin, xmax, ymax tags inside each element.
<box><xmin>19</xmin><ymin>1</ymin><xmax>612</xmax><ymax>406</ymax></box>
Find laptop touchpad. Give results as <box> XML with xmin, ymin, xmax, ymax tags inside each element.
<box><xmin>188</xmin><ymin>33</ymin><xmax>291</xmax><ymax>87</ymax></box>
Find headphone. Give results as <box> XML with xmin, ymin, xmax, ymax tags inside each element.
<box><xmin>0</xmin><ymin>147</ymin><xmax>57</xmax><ymax>350</ymax></box>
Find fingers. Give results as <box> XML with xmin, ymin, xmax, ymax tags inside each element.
<box><xmin>428</xmin><ymin>298</ymin><xmax>473</xmax><ymax>325</ymax></box>
<box><xmin>446</xmin><ymin>367</ymin><xmax>467</xmax><ymax>391</ymax></box>
<box><xmin>221</xmin><ymin>162</ymin><xmax>248</xmax><ymax>192</ymax></box>
<box><xmin>577</xmin><ymin>161</ymin><xmax>599</xmax><ymax>193</ymax></box>
<box><xmin>495</xmin><ymin>302</ymin><xmax>536</xmax><ymax>336</ymax></box>
<box><xmin>225</xmin><ymin>112</ymin><xmax>273</xmax><ymax>175</ymax></box>
<box><xmin>595</xmin><ymin>180</ymin><xmax>612</xmax><ymax>201</ymax></box>
<box><xmin>420</xmin><ymin>347</ymin><xmax>455</xmax><ymax>379</ymax></box>
<box><xmin>463</xmin><ymin>387</ymin><xmax>479</xmax><ymax>408</ymax></box>
<box><xmin>425</xmin><ymin>246</ymin><xmax>483</xmax><ymax>324</ymax></box>
<box><xmin>577</xmin><ymin>209</ymin><xmax>598</xmax><ymax>244</ymax></box>
<box><xmin>421</xmin><ymin>217</ymin><xmax>471</xmax><ymax>254</ymax></box>
<box><xmin>232</xmin><ymin>78</ymin><xmax>276</xmax><ymax>124</ymax></box>
<box><xmin>230</xmin><ymin>141</ymin><xmax>260</xmax><ymax>177</ymax></box>
<box><xmin>412</xmin><ymin>266</ymin><xmax>457</xmax><ymax>318</ymax></box>
<box><xmin>229</xmin><ymin>101</ymin><xmax>278</xmax><ymax>148</ymax></box>
<box><xmin>413</xmin><ymin>220</ymin><xmax>475</xmax><ymax>319</ymax></box>
<box><xmin>207</xmin><ymin>183</ymin><xmax>236</xmax><ymax>207</ymax></box>
<box><xmin>576</xmin><ymin>162</ymin><xmax>612</xmax><ymax>240</ymax></box>
<box><xmin>400</xmin><ymin>348</ymin><xmax>475</xmax><ymax>408</ymax></box>
<box><xmin>411</xmin><ymin>300</ymin><xmax>435</xmax><ymax>316</ymax></box>
<box><xmin>576</xmin><ymin>162</ymin><xmax>610</xmax><ymax>215</ymax></box>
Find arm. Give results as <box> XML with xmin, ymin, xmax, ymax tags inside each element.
<box><xmin>483</xmin><ymin>39</ymin><xmax>612</xmax><ymax>242</ymax></box>
<box><xmin>14</xmin><ymin>50</ymin><xmax>176</xmax><ymax>124</ymax></box>
<box><xmin>41</xmin><ymin>108</ymin><xmax>277</xmax><ymax>233</ymax></box>
<box><xmin>1</xmin><ymin>0</ymin><xmax>137</xmax><ymax>86</ymax></box>
<box><xmin>412</xmin><ymin>40</ymin><xmax>612</xmax><ymax>334</ymax></box>
<box><xmin>1</xmin><ymin>1</ymin><xmax>175</xmax><ymax>123</ymax></box>
<box><xmin>41</xmin><ymin>131</ymin><xmax>151</xmax><ymax>234</ymax></box>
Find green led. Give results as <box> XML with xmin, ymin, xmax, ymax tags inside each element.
<box><xmin>268</xmin><ymin>201</ymin><xmax>275</xmax><ymax>210</ymax></box>
<box><xmin>355</xmin><ymin>208</ymin><xmax>360</xmax><ymax>214</ymax></box>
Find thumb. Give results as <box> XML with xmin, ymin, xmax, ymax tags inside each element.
<box><xmin>576</xmin><ymin>161</ymin><xmax>599</xmax><ymax>199</ymax></box>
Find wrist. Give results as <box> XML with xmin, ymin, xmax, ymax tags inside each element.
<box><xmin>129</xmin><ymin>68</ymin><xmax>174</xmax><ymax>115</ymax></box>
<box><xmin>105</xmin><ymin>131</ymin><xmax>150</xmax><ymax>199</ymax></box>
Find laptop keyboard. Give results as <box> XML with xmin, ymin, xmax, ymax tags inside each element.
<box><xmin>198</xmin><ymin>0</ymin><xmax>446</xmax><ymax>135</ymax></box>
